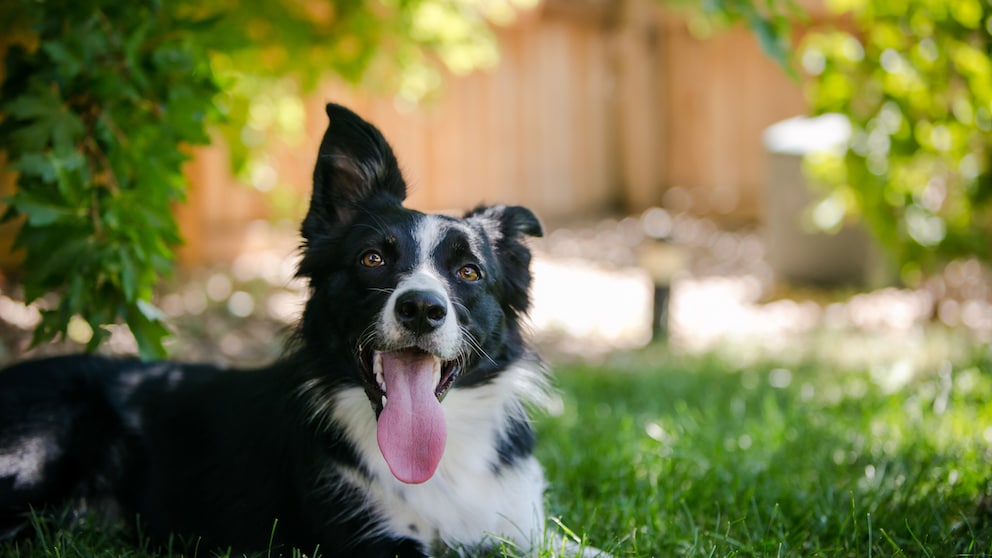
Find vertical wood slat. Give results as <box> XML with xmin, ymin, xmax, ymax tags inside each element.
<box><xmin>613</xmin><ymin>0</ymin><xmax>666</xmax><ymax>212</ymax></box>
<box><xmin>661</xmin><ymin>18</ymin><xmax>807</xmax><ymax>220</ymax></box>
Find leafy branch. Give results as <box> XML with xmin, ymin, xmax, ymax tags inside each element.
<box><xmin>801</xmin><ymin>0</ymin><xmax>992</xmax><ymax>279</ymax></box>
<box><xmin>1</xmin><ymin>1</ymin><xmax>217</xmax><ymax>359</ymax></box>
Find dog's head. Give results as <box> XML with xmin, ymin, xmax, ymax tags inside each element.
<box><xmin>296</xmin><ymin>104</ymin><xmax>542</xmax><ymax>484</ymax></box>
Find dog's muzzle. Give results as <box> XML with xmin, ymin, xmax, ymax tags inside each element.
<box><xmin>358</xmin><ymin>282</ymin><xmax>465</xmax><ymax>484</ymax></box>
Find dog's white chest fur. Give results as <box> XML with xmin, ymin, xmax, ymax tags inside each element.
<box><xmin>328</xmin><ymin>364</ymin><xmax>547</xmax><ymax>552</ymax></box>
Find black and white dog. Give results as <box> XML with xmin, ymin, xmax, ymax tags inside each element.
<box><xmin>0</xmin><ymin>104</ymin><xmax>585</xmax><ymax>557</ymax></box>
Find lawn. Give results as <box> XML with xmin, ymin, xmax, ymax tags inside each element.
<box><xmin>538</xmin><ymin>346</ymin><xmax>992</xmax><ymax>557</ymax></box>
<box><xmin>2</xmin><ymin>345</ymin><xmax>990</xmax><ymax>557</ymax></box>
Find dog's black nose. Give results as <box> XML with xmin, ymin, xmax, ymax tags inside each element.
<box><xmin>395</xmin><ymin>290</ymin><xmax>448</xmax><ymax>334</ymax></box>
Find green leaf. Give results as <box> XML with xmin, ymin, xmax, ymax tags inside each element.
<box><xmin>3</xmin><ymin>86</ymin><xmax>84</xmax><ymax>152</ymax></box>
<box><xmin>41</xmin><ymin>41</ymin><xmax>82</xmax><ymax>78</ymax></box>
<box><xmin>50</xmin><ymin>109</ymin><xmax>85</xmax><ymax>152</ymax></box>
<box><xmin>14</xmin><ymin>153</ymin><xmax>57</xmax><ymax>182</ymax></box>
<box><xmin>8</xmin><ymin>192</ymin><xmax>79</xmax><ymax>226</ymax></box>
<box><xmin>51</xmin><ymin>152</ymin><xmax>88</xmax><ymax>204</ymax></box>
<box><xmin>129</xmin><ymin>300</ymin><xmax>170</xmax><ymax>360</ymax></box>
<box><xmin>747</xmin><ymin>13</ymin><xmax>795</xmax><ymax>78</ymax></box>
<box><xmin>19</xmin><ymin>234</ymin><xmax>89</xmax><ymax>295</ymax></box>
<box><xmin>136</xmin><ymin>299</ymin><xmax>168</xmax><ymax>323</ymax></box>
<box><xmin>8</xmin><ymin>121</ymin><xmax>54</xmax><ymax>153</ymax></box>
<box><xmin>119</xmin><ymin>249</ymin><xmax>139</xmax><ymax>302</ymax></box>
<box><xmin>4</xmin><ymin>94</ymin><xmax>52</xmax><ymax>120</ymax></box>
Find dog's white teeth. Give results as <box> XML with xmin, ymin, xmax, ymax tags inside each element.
<box><xmin>431</xmin><ymin>357</ymin><xmax>442</xmax><ymax>390</ymax></box>
<box><xmin>381</xmin><ymin>395</ymin><xmax>387</xmax><ymax>408</ymax></box>
<box><xmin>373</xmin><ymin>352</ymin><xmax>386</xmax><ymax>391</ymax></box>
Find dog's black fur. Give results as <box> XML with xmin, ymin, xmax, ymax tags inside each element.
<box><xmin>0</xmin><ymin>104</ymin><xmax>550</xmax><ymax>557</ymax></box>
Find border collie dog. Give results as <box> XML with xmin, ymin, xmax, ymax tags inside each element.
<box><xmin>0</xmin><ymin>104</ymin><xmax>556</xmax><ymax>557</ymax></box>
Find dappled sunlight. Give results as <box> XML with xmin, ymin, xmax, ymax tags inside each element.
<box><xmin>526</xmin><ymin>209</ymin><xmax>989</xmax><ymax>375</ymax></box>
<box><xmin>529</xmin><ymin>257</ymin><xmax>653</xmax><ymax>355</ymax></box>
<box><xmin>0</xmin><ymin>294</ymin><xmax>40</xmax><ymax>330</ymax></box>
<box><xmin>669</xmin><ymin>275</ymin><xmax>818</xmax><ymax>352</ymax></box>
<box><xmin>534</xmin><ymin>208</ymin><xmax>992</xmax><ymax>370</ymax></box>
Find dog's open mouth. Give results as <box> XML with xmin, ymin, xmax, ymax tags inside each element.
<box><xmin>361</xmin><ymin>349</ymin><xmax>461</xmax><ymax>414</ymax></box>
<box><xmin>359</xmin><ymin>348</ymin><xmax>461</xmax><ymax>484</ymax></box>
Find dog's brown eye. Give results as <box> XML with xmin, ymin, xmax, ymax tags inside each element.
<box><xmin>360</xmin><ymin>251</ymin><xmax>385</xmax><ymax>268</ymax></box>
<box><xmin>458</xmin><ymin>265</ymin><xmax>481</xmax><ymax>282</ymax></box>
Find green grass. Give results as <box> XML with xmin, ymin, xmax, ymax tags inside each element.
<box><xmin>538</xmin><ymin>346</ymin><xmax>992</xmax><ymax>557</ymax></box>
<box><xmin>3</xmin><ymin>346</ymin><xmax>991</xmax><ymax>557</ymax></box>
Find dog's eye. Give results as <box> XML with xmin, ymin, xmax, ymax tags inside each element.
<box><xmin>360</xmin><ymin>251</ymin><xmax>385</xmax><ymax>268</ymax></box>
<box><xmin>457</xmin><ymin>264</ymin><xmax>482</xmax><ymax>282</ymax></box>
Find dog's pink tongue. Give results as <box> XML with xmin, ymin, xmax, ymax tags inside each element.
<box><xmin>376</xmin><ymin>351</ymin><xmax>447</xmax><ymax>484</ymax></box>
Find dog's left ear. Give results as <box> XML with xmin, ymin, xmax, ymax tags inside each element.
<box><xmin>466</xmin><ymin>204</ymin><xmax>543</xmax><ymax>242</ymax></box>
<box><xmin>303</xmin><ymin>104</ymin><xmax>406</xmax><ymax>241</ymax></box>
<box><xmin>466</xmin><ymin>205</ymin><xmax>543</xmax><ymax>315</ymax></box>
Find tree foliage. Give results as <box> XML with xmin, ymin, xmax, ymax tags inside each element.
<box><xmin>1</xmin><ymin>1</ymin><xmax>218</xmax><ymax>358</ymax></box>
<box><xmin>802</xmin><ymin>0</ymin><xmax>992</xmax><ymax>281</ymax></box>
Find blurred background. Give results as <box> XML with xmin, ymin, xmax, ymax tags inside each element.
<box><xmin>1</xmin><ymin>0</ymin><xmax>990</xmax><ymax>371</ymax></box>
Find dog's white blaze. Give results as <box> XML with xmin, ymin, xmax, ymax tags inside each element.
<box><xmin>378</xmin><ymin>270</ymin><xmax>462</xmax><ymax>360</ymax></box>
<box><xmin>377</xmin><ymin>215</ymin><xmax>463</xmax><ymax>360</ymax></box>
<box><xmin>415</xmin><ymin>214</ymin><xmax>447</xmax><ymax>265</ymax></box>
<box><xmin>328</xmin><ymin>362</ymin><xmax>547</xmax><ymax>552</ymax></box>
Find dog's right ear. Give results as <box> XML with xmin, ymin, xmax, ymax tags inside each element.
<box><xmin>303</xmin><ymin>104</ymin><xmax>406</xmax><ymax>240</ymax></box>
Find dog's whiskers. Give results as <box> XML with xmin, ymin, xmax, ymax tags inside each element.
<box><xmin>453</xmin><ymin>299</ymin><xmax>499</xmax><ymax>367</ymax></box>
<box><xmin>460</xmin><ymin>325</ymin><xmax>497</xmax><ymax>367</ymax></box>
<box><xmin>353</xmin><ymin>324</ymin><xmax>381</xmax><ymax>370</ymax></box>
<box><xmin>368</xmin><ymin>287</ymin><xmax>395</xmax><ymax>295</ymax></box>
